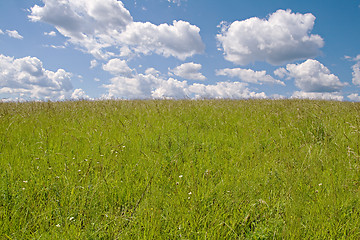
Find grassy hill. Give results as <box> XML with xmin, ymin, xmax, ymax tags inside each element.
<box><xmin>1</xmin><ymin>99</ymin><xmax>360</xmax><ymax>239</ymax></box>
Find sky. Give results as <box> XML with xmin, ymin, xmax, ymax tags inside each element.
<box><xmin>1</xmin><ymin>0</ymin><xmax>360</xmax><ymax>101</ymax></box>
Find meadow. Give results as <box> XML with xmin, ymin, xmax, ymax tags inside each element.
<box><xmin>1</xmin><ymin>99</ymin><xmax>360</xmax><ymax>239</ymax></box>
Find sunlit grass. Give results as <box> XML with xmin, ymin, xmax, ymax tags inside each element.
<box><xmin>1</xmin><ymin>99</ymin><xmax>360</xmax><ymax>239</ymax></box>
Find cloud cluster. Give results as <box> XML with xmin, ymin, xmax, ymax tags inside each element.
<box><xmin>102</xmin><ymin>58</ymin><xmax>266</xmax><ymax>99</ymax></box>
<box><xmin>216</xmin><ymin>68</ymin><xmax>285</xmax><ymax>85</ymax></box>
<box><xmin>275</xmin><ymin>59</ymin><xmax>346</xmax><ymax>92</ymax></box>
<box><xmin>169</xmin><ymin>62</ymin><xmax>206</xmax><ymax>80</ymax></box>
<box><xmin>189</xmin><ymin>82</ymin><xmax>266</xmax><ymax>99</ymax></box>
<box><xmin>29</xmin><ymin>0</ymin><xmax>204</xmax><ymax>60</ymax></box>
<box><xmin>3</xmin><ymin>4</ymin><xmax>351</xmax><ymax>102</ymax></box>
<box><xmin>348</xmin><ymin>93</ymin><xmax>360</xmax><ymax>102</ymax></box>
<box><xmin>0</xmin><ymin>54</ymin><xmax>79</xmax><ymax>100</ymax></box>
<box><xmin>217</xmin><ymin>9</ymin><xmax>324</xmax><ymax>65</ymax></box>
<box><xmin>291</xmin><ymin>91</ymin><xmax>344</xmax><ymax>101</ymax></box>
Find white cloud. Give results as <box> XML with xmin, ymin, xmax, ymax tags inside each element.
<box><xmin>0</xmin><ymin>29</ymin><xmax>3</xmax><ymax>35</ymax></box>
<box><xmin>347</xmin><ymin>55</ymin><xmax>360</xmax><ymax>86</ymax></box>
<box><xmin>29</xmin><ymin>0</ymin><xmax>132</xmax><ymax>32</ymax></box>
<box><xmin>145</xmin><ymin>68</ymin><xmax>161</xmax><ymax>77</ymax></box>
<box><xmin>291</xmin><ymin>91</ymin><xmax>344</xmax><ymax>101</ymax></box>
<box><xmin>275</xmin><ymin>59</ymin><xmax>346</xmax><ymax>92</ymax></box>
<box><xmin>169</xmin><ymin>62</ymin><xmax>206</xmax><ymax>80</ymax></box>
<box><xmin>216</xmin><ymin>68</ymin><xmax>285</xmax><ymax>85</ymax></box>
<box><xmin>188</xmin><ymin>82</ymin><xmax>267</xmax><ymax>99</ymax></box>
<box><xmin>151</xmin><ymin>78</ymin><xmax>190</xmax><ymax>99</ymax></box>
<box><xmin>103</xmin><ymin>74</ymin><xmax>158</xmax><ymax>99</ymax></box>
<box><xmin>90</xmin><ymin>59</ymin><xmax>98</xmax><ymax>69</ymax></box>
<box><xmin>273</xmin><ymin>67</ymin><xmax>288</xmax><ymax>79</ymax></box>
<box><xmin>270</xmin><ymin>94</ymin><xmax>286</xmax><ymax>99</ymax></box>
<box><xmin>44</xmin><ymin>31</ymin><xmax>56</xmax><ymax>36</ymax></box>
<box><xmin>348</xmin><ymin>93</ymin><xmax>360</xmax><ymax>101</ymax></box>
<box><xmin>102</xmin><ymin>67</ymin><xmax>266</xmax><ymax>100</ymax></box>
<box><xmin>102</xmin><ymin>58</ymin><xmax>134</xmax><ymax>77</ymax></box>
<box><xmin>44</xmin><ymin>44</ymin><xmax>66</xmax><ymax>49</ymax></box>
<box><xmin>217</xmin><ymin>9</ymin><xmax>324</xmax><ymax>65</ymax></box>
<box><xmin>352</xmin><ymin>62</ymin><xmax>360</xmax><ymax>86</ymax></box>
<box><xmin>5</xmin><ymin>30</ymin><xmax>23</xmax><ymax>39</ymax></box>
<box><xmin>345</xmin><ymin>55</ymin><xmax>360</xmax><ymax>86</ymax></box>
<box><xmin>71</xmin><ymin>88</ymin><xmax>90</xmax><ymax>100</ymax></box>
<box><xmin>119</xmin><ymin>46</ymin><xmax>132</xmax><ymax>57</ymax></box>
<box><xmin>167</xmin><ymin>0</ymin><xmax>186</xmax><ymax>6</ymax></box>
<box><xmin>29</xmin><ymin>0</ymin><xmax>204</xmax><ymax>60</ymax></box>
<box><xmin>0</xmin><ymin>54</ymin><xmax>73</xmax><ymax>100</ymax></box>
<box><xmin>102</xmin><ymin>62</ymin><xmax>156</xmax><ymax>99</ymax></box>
<box><xmin>118</xmin><ymin>21</ymin><xmax>204</xmax><ymax>60</ymax></box>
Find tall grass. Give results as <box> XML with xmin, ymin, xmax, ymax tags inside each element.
<box><xmin>1</xmin><ymin>99</ymin><xmax>360</xmax><ymax>239</ymax></box>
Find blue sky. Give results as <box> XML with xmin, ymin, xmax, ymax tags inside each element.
<box><xmin>1</xmin><ymin>0</ymin><xmax>360</xmax><ymax>101</ymax></box>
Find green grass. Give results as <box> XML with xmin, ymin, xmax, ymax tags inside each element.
<box><xmin>1</xmin><ymin>99</ymin><xmax>360</xmax><ymax>239</ymax></box>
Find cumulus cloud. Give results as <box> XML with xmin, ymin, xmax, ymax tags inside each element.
<box><xmin>352</xmin><ymin>62</ymin><xmax>360</xmax><ymax>86</ymax></box>
<box><xmin>216</xmin><ymin>68</ymin><xmax>285</xmax><ymax>85</ymax></box>
<box><xmin>118</xmin><ymin>21</ymin><xmax>204</xmax><ymax>60</ymax></box>
<box><xmin>71</xmin><ymin>88</ymin><xmax>90</xmax><ymax>100</ymax></box>
<box><xmin>348</xmin><ymin>55</ymin><xmax>360</xmax><ymax>86</ymax></box>
<box><xmin>150</xmin><ymin>78</ymin><xmax>190</xmax><ymax>99</ymax></box>
<box><xmin>5</xmin><ymin>30</ymin><xmax>23</xmax><ymax>39</ymax></box>
<box><xmin>29</xmin><ymin>0</ymin><xmax>204</xmax><ymax>60</ymax></box>
<box><xmin>102</xmin><ymin>65</ymin><xmax>265</xmax><ymax>99</ymax></box>
<box><xmin>348</xmin><ymin>93</ymin><xmax>360</xmax><ymax>101</ymax></box>
<box><xmin>0</xmin><ymin>29</ymin><xmax>3</xmax><ymax>35</ymax></box>
<box><xmin>291</xmin><ymin>91</ymin><xmax>344</xmax><ymax>101</ymax></box>
<box><xmin>102</xmin><ymin>58</ymin><xmax>134</xmax><ymax>77</ymax></box>
<box><xmin>103</xmin><ymin>74</ymin><xmax>159</xmax><ymax>99</ymax></box>
<box><xmin>0</xmin><ymin>54</ymin><xmax>74</xmax><ymax>100</ymax></box>
<box><xmin>217</xmin><ymin>9</ymin><xmax>324</xmax><ymax>65</ymax></box>
<box><xmin>188</xmin><ymin>82</ymin><xmax>266</xmax><ymax>99</ymax></box>
<box><xmin>145</xmin><ymin>68</ymin><xmax>161</xmax><ymax>77</ymax></box>
<box><xmin>275</xmin><ymin>59</ymin><xmax>346</xmax><ymax>92</ymax></box>
<box><xmin>169</xmin><ymin>62</ymin><xmax>206</xmax><ymax>80</ymax></box>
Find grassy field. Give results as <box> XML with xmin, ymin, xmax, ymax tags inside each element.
<box><xmin>1</xmin><ymin>99</ymin><xmax>360</xmax><ymax>239</ymax></box>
